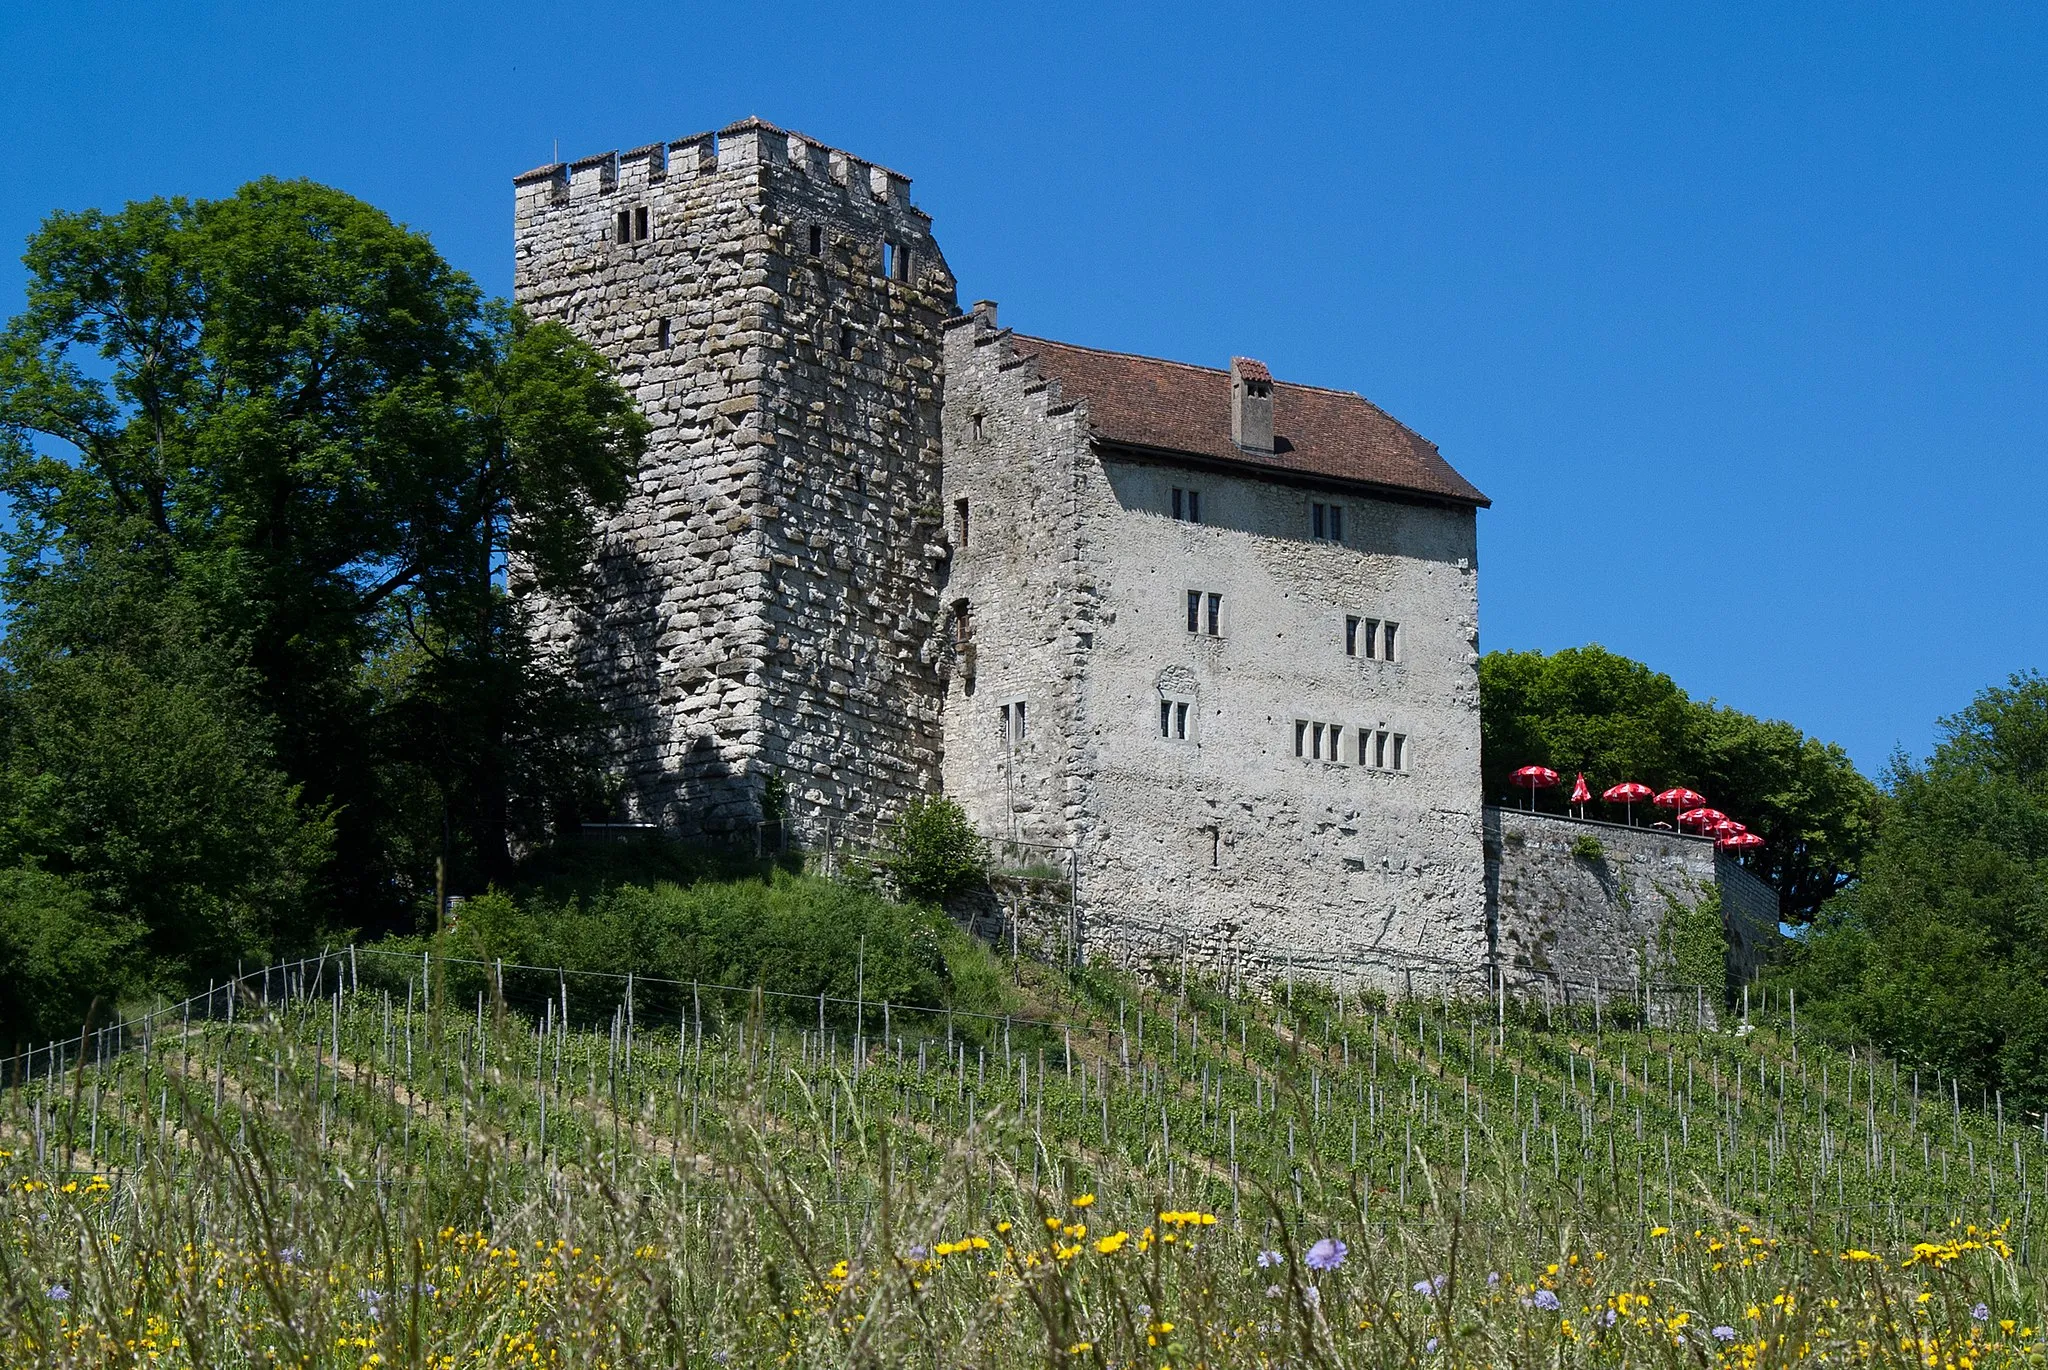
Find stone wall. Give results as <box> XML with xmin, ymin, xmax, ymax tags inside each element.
<box><xmin>940</xmin><ymin>313</ymin><xmax>1489</xmax><ymax>993</ymax></box>
<box><xmin>514</xmin><ymin>121</ymin><xmax>956</xmax><ymax>840</ymax></box>
<box><xmin>1485</xmin><ymin>807</ymin><xmax>1775</xmax><ymax>994</ymax></box>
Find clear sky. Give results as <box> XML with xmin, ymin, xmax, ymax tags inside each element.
<box><xmin>3</xmin><ymin>2</ymin><xmax>2043</xmax><ymax>779</ymax></box>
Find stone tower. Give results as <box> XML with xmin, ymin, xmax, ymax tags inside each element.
<box><xmin>513</xmin><ymin>120</ymin><xmax>958</xmax><ymax>840</ymax></box>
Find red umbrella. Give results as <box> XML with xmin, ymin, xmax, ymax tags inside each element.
<box><xmin>1569</xmin><ymin>772</ymin><xmax>1591</xmax><ymax>816</ymax></box>
<box><xmin>1678</xmin><ymin>807</ymin><xmax>1728</xmax><ymax>831</ymax></box>
<box><xmin>1603</xmin><ymin>781</ymin><xmax>1653</xmax><ymax>825</ymax></box>
<box><xmin>1602</xmin><ymin>782</ymin><xmax>1653</xmax><ymax>825</ymax></box>
<box><xmin>1719</xmin><ymin>831</ymin><xmax>1764</xmax><ymax>851</ymax></box>
<box><xmin>1511</xmin><ymin>765</ymin><xmax>1560</xmax><ymax>811</ymax></box>
<box><xmin>1710</xmin><ymin>819</ymin><xmax>1747</xmax><ymax>838</ymax></box>
<box><xmin>1653</xmin><ymin>788</ymin><xmax>1705</xmax><ymax>828</ymax></box>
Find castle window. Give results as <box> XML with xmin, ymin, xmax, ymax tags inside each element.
<box><xmin>1171</xmin><ymin>487</ymin><xmax>1203</xmax><ymax>523</ymax></box>
<box><xmin>1328</xmin><ymin>724</ymin><xmax>1345</xmax><ymax>763</ymax></box>
<box><xmin>809</xmin><ymin>224</ymin><xmax>823</xmax><ymax>255</ymax></box>
<box><xmin>1391</xmin><ymin>733</ymin><xmax>1407</xmax><ymax>771</ymax></box>
<box><xmin>839</xmin><ymin>325</ymin><xmax>855</xmax><ymax>359</ymax></box>
<box><xmin>1160</xmin><ymin>697</ymin><xmax>1193</xmax><ymax>742</ymax></box>
<box><xmin>658</xmin><ymin>317</ymin><xmax>672</xmax><ymax>350</ymax></box>
<box><xmin>615</xmin><ymin>210</ymin><xmax>632</xmax><ymax>243</ymax></box>
<box><xmin>1186</xmin><ymin>590</ymin><xmax>1222</xmax><ymax>636</ymax></box>
<box><xmin>1294</xmin><ymin>720</ymin><xmax>1309</xmax><ymax>757</ymax></box>
<box><xmin>1160</xmin><ymin>700</ymin><xmax>1172</xmax><ymax>737</ymax></box>
<box><xmin>1001</xmin><ymin>699</ymin><xmax>1027</xmax><ymax>745</ymax></box>
<box><xmin>953</xmin><ymin>498</ymin><xmax>970</xmax><ymax>547</ymax></box>
<box><xmin>951</xmin><ymin>599</ymin><xmax>974</xmax><ymax>685</ymax></box>
<box><xmin>1382</xmin><ymin>621</ymin><xmax>1399</xmax><ymax>661</ymax></box>
<box><xmin>1312</xmin><ymin>501</ymin><xmax>1344</xmax><ymax>543</ymax></box>
<box><xmin>1207</xmin><ymin>592</ymin><xmax>1221</xmax><ymax>637</ymax></box>
<box><xmin>1359</xmin><ymin>617</ymin><xmax>1382</xmax><ymax>659</ymax></box>
<box><xmin>1373</xmin><ymin>730</ymin><xmax>1389</xmax><ymax>769</ymax></box>
<box><xmin>883</xmin><ymin>240</ymin><xmax>910</xmax><ymax>281</ymax></box>
<box><xmin>1345</xmin><ymin>615</ymin><xmax>1360</xmax><ymax>656</ymax></box>
<box><xmin>1311</xmin><ymin>722</ymin><xmax>1325</xmax><ymax>760</ymax></box>
<box><xmin>1187</xmin><ymin>590</ymin><xmax>1200</xmax><ymax>634</ymax></box>
<box><xmin>970</xmin><ymin>413</ymin><xmax>985</xmax><ymax>442</ymax></box>
<box><xmin>634</xmin><ymin>206</ymin><xmax>650</xmax><ymax>241</ymax></box>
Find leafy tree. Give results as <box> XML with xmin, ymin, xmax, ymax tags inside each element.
<box><xmin>1481</xmin><ymin>646</ymin><xmax>1877</xmax><ymax>924</ymax></box>
<box><xmin>0</xmin><ymin>867</ymin><xmax>141</xmax><ymax>1046</ymax></box>
<box><xmin>1775</xmin><ymin>672</ymin><xmax>2048</xmax><ymax>1107</ymax></box>
<box><xmin>0</xmin><ymin>178</ymin><xmax>646</xmax><ymax>968</ymax></box>
<box><xmin>882</xmin><ymin>796</ymin><xmax>988</xmax><ymax>905</ymax></box>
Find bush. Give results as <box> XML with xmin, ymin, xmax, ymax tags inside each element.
<box><xmin>881</xmin><ymin>796</ymin><xmax>987</xmax><ymax>905</ymax></box>
<box><xmin>1570</xmin><ymin>834</ymin><xmax>1606</xmax><ymax>864</ymax></box>
<box><xmin>0</xmin><ymin>866</ymin><xmax>141</xmax><ymax>1044</ymax></box>
<box><xmin>1659</xmin><ymin>884</ymin><xmax>1728</xmax><ymax>999</ymax></box>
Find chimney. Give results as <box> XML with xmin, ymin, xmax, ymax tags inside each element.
<box><xmin>971</xmin><ymin>299</ymin><xmax>999</xmax><ymax>330</ymax></box>
<box><xmin>1231</xmin><ymin>357</ymin><xmax>1273</xmax><ymax>452</ymax></box>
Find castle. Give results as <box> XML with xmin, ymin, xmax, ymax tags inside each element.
<box><xmin>513</xmin><ymin>119</ymin><xmax>1769</xmax><ymax>990</ymax></box>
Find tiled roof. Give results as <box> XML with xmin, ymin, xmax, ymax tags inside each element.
<box><xmin>1014</xmin><ymin>336</ymin><xmax>1489</xmax><ymax>508</ymax></box>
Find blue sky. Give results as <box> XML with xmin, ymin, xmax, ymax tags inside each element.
<box><xmin>3</xmin><ymin>2</ymin><xmax>2043</xmax><ymax>779</ymax></box>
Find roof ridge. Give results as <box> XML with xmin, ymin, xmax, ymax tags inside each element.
<box><xmin>1014</xmin><ymin>334</ymin><xmax>1371</xmax><ymax>402</ymax></box>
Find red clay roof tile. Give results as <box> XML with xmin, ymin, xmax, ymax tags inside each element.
<box><xmin>1016</xmin><ymin>336</ymin><xmax>1488</xmax><ymax>508</ymax></box>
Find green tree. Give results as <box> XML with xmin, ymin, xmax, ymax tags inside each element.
<box><xmin>1775</xmin><ymin>671</ymin><xmax>2048</xmax><ymax>1107</ymax></box>
<box><xmin>883</xmin><ymin>797</ymin><xmax>989</xmax><ymax>905</ymax></box>
<box><xmin>0</xmin><ymin>178</ymin><xmax>646</xmax><ymax>964</ymax></box>
<box><xmin>0</xmin><ymin>866</ymin><xmax>139</xmax><ymax>1047</ymax></box>
<box><xmin>1480</xmin><ymin>646</ymin><xmax>1877</xmax><ymax>924</ymax></box>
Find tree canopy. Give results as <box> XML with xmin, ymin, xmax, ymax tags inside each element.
<box><xmin>1480</xmin><ymin>646</ymin><xmax>1878</xmax><ymax>924</ymax></box>
<box><xmin>1773</xmin><ymin>671</ymin><xmax>2048</xmax><ymax>1107</ymax></box>
<box><xmin>0</xmin><ymin>178</ymin><xmax>645</xmax><ymax>1037</ymax></box>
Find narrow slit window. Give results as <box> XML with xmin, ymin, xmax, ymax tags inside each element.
<box><xmin>1312</xmin><ymin>503</ymin><xmax>1326</xmax><ymax>540</ymax></box>
<box><xmin>1014</xmin><ymin>700</ymin><xmax>1027</xmax><ymax>741</ymax></box>
<box><xmin>1188</xmin><ymin>490</ymin><xmax>1201</xmax><ymax>523</ymax></box>
<box><xmin>951</xmin><ymin>599</ymin><xmax>972</xmax><ymax>653</ymax></box>
<box><xmin>809</xmin><ymin>224</ymin><xmax>823</xmax><ymax>255</ymax></box>
<box><xmin>1206</xmin><ymin>592</ymin><xmax>1221</xmax><ymax>637</ymax></box>
<box><xmin>1294</xmin><ymin>720</ymin><xmax>1309</xmax><ymax>757</ymax></box>
<box><xmin>954</xmin><ymin>498</ymin><xmax>970</xmax><ymax>547</ymax></box>
<box><xmin>1160</xmin><ymin>700</ymin><xmax>1173</xmax><ymax>737</ymax></box>
<box><xmin>1172</xmin><ymin>487</ymin><xmax>1184</xmax><ymax>520</ymax></box>
<box><xmin>1175</xmin><ymin>702</ymin><xmax>1189</xmax><ymax>740</ymax></box>
<box><xmin>1391</xmin><ymin>733</ymin><xmax>1407</xmax><ymax>771</ymax></box>
<box><xmin>1345</xmin><ymin>615</ymin><xmax>1360</xmax><ymax>657</ymax></box>
<box><xmin>1374</xmin><ymin>730</ymin><xmax>1389</xmax><ymax>769</ymax></box>
<box><xmin>1362</xmin><ymin>618</ymin><xmax>1380</xmax><ymax>659</ymax></box>
<box><xmin>839</xmin><ymin>325</ymin><xmax>855</xmax><ymax>358</ymax></box>
<box><xmin>1311</xmin><ymin>722</ymin><xmax>1325</xmax><ymax>760</ymax></box>
<box><xmin>1383</xmin><ymin>621</ymin><xmax>1399</xmax><ymax>661</ymax></box>
<box><xmin>657</xmin><ymin>317</ymin><xmax>672</xmax><ymax>350</ymax></box>
<box><xmin>999</xmin><ymin>703</ymin><xmax>1012</xmax><ymax>742</ymax></box>
<box><xmin>616</xmin><ymin>209</ymin><xmax>632</xmax><ymax>243</ymax></box>
<box><xmin>970</xmin><ymin>412</ymin><xmax>985</xmax><ymax>442</ymax></box>
<box><xmin>1187</xmin><ymin>590</ymin><xmax>1201</xmax><ymax>634</ymax></box>
<box><xmin>1210</xmin><ymin>827</ymin><xmax>1221</xmax><ymax>868</ymax></box>
<box><xmin>1328</xmin><ymin>724</ymin><xmax>1344</xmax><ymax>763</ymax></box>
<box><xmin>634</xmin><ymin>206</ymin><xmax>650</xmax><ymax>240</ymax></box>
<box><xmin>1329</xmin><ymin>504</ymin><xmax>1343</xmax><ymax>543</ymax></box>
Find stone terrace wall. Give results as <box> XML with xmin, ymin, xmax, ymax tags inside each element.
<box><xmin>513</xmin><ymin>121</ymin><xmax>956</xmax><ymax>840</ymax></box>
<box><xmin>1485</xmin><ymin>808</ymin><xmax>1722</xmax><ymax>992</ymax></box>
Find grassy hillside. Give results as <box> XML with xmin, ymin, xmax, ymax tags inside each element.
<box><xmin>2</xmin><ymin>932</ymin><xmax>2044</xmax><ymax>1366</ymax></box>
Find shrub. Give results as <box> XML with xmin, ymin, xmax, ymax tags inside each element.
<box><xmin>0</xmin><ymin>866</ymin><xmax>141</xmax><ymax>1043</ymax></box>
<box><xmin>1660</xmin><ymin>884</ymin><xmax>1728</xmax><ymax>999</ymax></box>
<box><xmin>1570</xmin><ymin>833</ymin><xmax>1606</xmax><ymax>864</ymax></box>
<box><xmin>881</xmin><ymin>796</ymin><xmax>987</xmax><ymax>905</ymax></box>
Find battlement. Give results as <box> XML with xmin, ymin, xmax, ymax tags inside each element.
<box><xmin>513</xmin><ymin>117</ymin><xmax>918</xmax><ymax>217</ymax></box>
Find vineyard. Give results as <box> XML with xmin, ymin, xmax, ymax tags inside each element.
<box><xmin>2</xmin><ymin>942</ymin><xmax>2044</xmax><ymax>1367</ymax></box>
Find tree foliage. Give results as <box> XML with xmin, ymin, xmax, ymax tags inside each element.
<box><xmin>882</xmin><ymin>797</ymin><xmax>989</xmax><ymax>906</ymax></box>
<box><xmin>1481</xmin><ymin>645</ymin><xmax>1877</xmax><ymax>924</ymax></box>
<box><xmin>1774</xmin><ymin>671</ymin><xmax>2048</xmax><ymax>1107</ymax></box>
<box><xmin>0</xmin><ymin>179</ymin><xmax>646</xmax><ymax>1020</ymax></box>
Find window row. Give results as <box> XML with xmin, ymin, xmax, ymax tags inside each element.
<box><xmin>805</xmin><ymin>223</ymin><xmax>914</xmax><ymax>282</ymax></box>
<box><xmin>1345</xmin><ymin>615</ymin><xmax>1399</xmax><ymax>661</ymax></box>
<box><xmin>1292</xmin><ymin>720</ymin><xmax>1410</xmax><ymax>772</ymax></box>
<box><xmin>1154</xmin><ymin>490</ymin><xmax>1349</xmax><ymax>545</ymax></box>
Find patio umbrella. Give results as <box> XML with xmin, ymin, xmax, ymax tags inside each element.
<box><xmin>1511</xmin><ymin>765</ymin><xmax>1560</xmax><ymax>811</ymax></box>
<box><xmin>1677</xmin><ymin>807</ymin><xmax>1728</xmax><ymax>831</ymax></box>
<box><xmin>1602</xmin><ymin>781</ymin><xmax>1653</xmax><ymax>825</ymax></box>
<box><xmin>1569</xmin><ymin>772</ymin><xmax>1591</xmax><ymax>817</ymax></box>
<box><xmin>1710</xmin><ymin>819</ymin><xmax>1747</xmax><ymax>838</ymax></box>
<box><xmin>1653</xmin><ymin>788</ymin><xmax>1706</xmax><ymax>828</ymax></box>
<box><xmin>1719</xmin><ymin>831</ymin><xmax>1764</xmax><ymax>852</ymax></box>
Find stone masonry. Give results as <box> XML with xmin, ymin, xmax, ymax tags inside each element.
<box><xmin>516</xmin><ymin>120</ymin><xmax>1775</xmax><ymax>992</ymax></box>
<box><xmin>513</xmin><ymin>120</ymin><xmax>957</xmax><ymax>840</ymax></box>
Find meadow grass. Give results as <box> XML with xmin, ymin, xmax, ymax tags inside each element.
<box><xmin>1</xmin><ymin>943</ymin><xmax>2043</xmax><ymax>1366</ymax></box>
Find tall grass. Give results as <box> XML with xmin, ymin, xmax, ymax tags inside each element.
<box><xmin>1</xmin><ymin>945</ymin><xmax>2042</xmax><ymax>1366</ymax></box>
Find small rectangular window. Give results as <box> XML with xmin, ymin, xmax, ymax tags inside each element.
<box><xmin>1000</xmin><ymin>703</ymin><xmax>1012</xmax><ymax>741</ymax></box>
<box><xmin>1160</xmin><ymin>700</ymin><xmax>1173</xmax><ymax>738</ymax></box>
<box><xmin>1171</xmin><ymin>487</ymin><xmax>1203</xmax><ymax>522</ymax></box>
<box><xmin>1329</xmin><ymin>504</ymin><xmax>1343</xmax><ymax>543</ymax></box>
<box><xmin>1188</xmin><ymin>490</ymin><xmax>1201</xmax><ymax>523</ymax></box>
<box><xmin>1345</xmin><ymin>615</ymin><xmax>1360</xmax><ymax>657</ymax></box>
<box><xmin>839</xmin><ymin>325</ymin><xmax>855</xmax><ymax>358</ymax></box>
<box><xmin>1187</xmin><ymin>590</ymin><xmax>1200</xmax><ymax>634</ymax></box>
<box><xmin>1362</xmin><ymin>618</ymin><xmax>1380</xmax><ymax>660</ymax></box>
<box><xmin>616</xmin><ymin>209</ymin><xmax>633</xmax><ymax>243</ymax></box>
<box><xmin>634</xmin><ymin>206</ymin><xmax>650</xmax><ymax>241</ymax></box>
<box><xmin>1207</xmin><ymin>593</ymin><xmax>1221</xmax><ymax>637</ymax></box>
<box><xmin>1312</xmin><ymin>503</ymin><xmax>1326</xmax><ymax>540</ymax></box>
<box><xmin>1294</xmin><ymin>720</ymin><xmax>1309</xmax><ymax>757</ymax></box>
<box><xmin>1328</xmin><ymin>724</ymin><xmax>1344</xmax><ymax>763</ymax></box>
<box><xmin>809</xmin><ymin>224</ymin><xmax>823</xmax><ymax>255</ymax></box>
<box><xmin>1311</xmin><ymin>722</ymin><xmax>1325</xmax><ymax>760</ymax></box>
<box><xmin>1374</xmin><ymin>730</ymin><xmax>1389</xmax><ymax>769</ymax></box>
<box><xmin>951</xmin><ymin>599</ymin><xmax>971</xmax><ymax>652</ymax></box>
<box><xmin>1391</xmin><ymin>733</ymin><xmax>1407</xmax><ymax>771</ymax></box>
<box><xmin>1175</xmin><ymin>702</ymin><xmax>1189</xmax><ymax>740</ymax></box>
<box><xmin>657</xmin><ymin>317</ymin><xmax>672</xmax><ymax>350</ymax></box>
<box><xmin>1014</xmin><ymin>700</ymin><xmax>1027</xmax><ymax>742</ymax></box>
<box><xmin>1383</xmin><ymin>621</ymin><xmax>1399</xmax><ymax>661</ymax></box>
<box><xmin>954</xmin><ymin>498</ymin><xmax>970</xmax><ymax>547</ymax></box>
<box><xmin>1172</xmin><ymin>487</ymin><xmax>1184</xmax><ymax>520</ymax></box>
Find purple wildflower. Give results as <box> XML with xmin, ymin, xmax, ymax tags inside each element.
<box><xmin>1425</xmin><ymin>1337</ymin><xmax>1440</xmax><ymax>1354</ymax></box>
<box><xmin>1530</xmin><ymin>1289</ymin><xmax>1562</xmax><ymax>1312</ymax></box>
<box><xmin>46</xmin><ymin>1284</ymin><xmax>68</xmax><ymax>1302</ymax></box>
<box><xmin>1265</xmin><ymin>1284</ymin><xmax>1284</xmax><ymax>1300</ymax></box>
<box><xmin>1486</xmin><ymin>1272</ymin><xmax>1501</xmax><ymax>1288</ymax></box>
<box><xmin>1256</xmin><ymin>1249</ymin><xmax>1284</xmax><ymax>1269</ymax></box>
<box><xmin>1712</xmin><ymin>1325</ymin><xmax>1737</xmax><ymax>1342</ymax></box>
<box><xmin>1972</xmin><ymin>1303</ymin><xmax>1991</xmax><ymax>1322</ymax></box>
<box><xmin>1304</xmin><ymin>1237</ymin><xmax>1348</xmax><ymax>1272</ymax></box>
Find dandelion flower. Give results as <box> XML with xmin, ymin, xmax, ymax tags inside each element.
<box><xmin>1305</xmin><ymin>1238</ymin><xmax>1348</xmax><ymax>1272</ymax></box>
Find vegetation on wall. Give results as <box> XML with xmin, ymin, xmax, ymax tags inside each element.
<box><xmin>1481</xmin><ymin>645</ymin><xmax>1878</xmax><ymax>925</ymax></box>
<box><xmin>1658</xmin><ymin>884</ymin><xmax>1728</xmax><ymax>1001</ymax></box>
